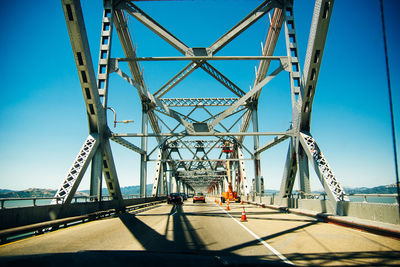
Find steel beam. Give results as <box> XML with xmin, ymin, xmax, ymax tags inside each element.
<box><xmin>118</xmin><ymin>56</ymin><xmax>286</xmax><ymax>61</ymax></box>
<box><xmin>279</xmin><ymin>138</ymin><xmax>298</xmax><ymax>198</ymax></box>
<box><xmin>299</xmin><ymin>0</ymin><xmax>335</xmax><ymax>132</ymax></box>
<box><xmin>255</xmin><ymin>135</ymin><xmax>289</xmax><ymax>154</ymax></box>
<box><xmin>238</xmin><ymin>8</ymin><xmax>284</xmax><ymax>143</ymax></box>
<box><xmin>151</xmin><ymin>149</ymin><xmax>163</xmax><ymax>196</ymax></box>
<box><xmin>110</xmin><ymin>135</ymin><xmax>145</xmax><ymax>155</ymax></box>
<box><xmin>299</xmin><ymin>132</ymin><xmax>348</xmax><ymax>214</ymax></box>
<box><xmin>122</xmin><ymin>2</ymin><xmax>190</xmax><ymax>55</ymax></box>
<box><xmin>200</xmin><ymin>62</ymin><xmax>246</xmax><ymax>97</ymax></box>
<box><xmin>61</xmin><ymin>0</ymin><xmax>106</xmax><ymax>134</ymax></box>
<box><xmin>211</xmin><ymin>62</ymin><xmax>287</xmax><ymax>128</ymax></box>
<box><xmin>209</xmin><ymin>0</ymin><xmax>278</xmax><ymax>54</ymax></box>
<box><xmin>52</xmin><ymin>135</ymin><xmax>99</xmax><ymax>205</ymax></box>
<box><xmin>160</xmin><ymin>98</ymin><xmax>240</xmax><ymax>107</ymax></box>
<box><xmin>113</xmin><ymin>131</ymin><xmax>293</xmax><ymax>137</ymax></box>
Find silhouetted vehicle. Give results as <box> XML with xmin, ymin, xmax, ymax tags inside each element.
<box><xmin>180</xmin><ymin>193</ymin><xmax>187</xmax><ymax>201</ymax></box>
<box><xmin>167</xmin><ymin>193</ymin><xmax>183</xmax><ymax>204</ymax></box>
<box><xmin>193</xmin><ymin>193</ymin><xmax>206</xmax><ymax>203</ymax></box>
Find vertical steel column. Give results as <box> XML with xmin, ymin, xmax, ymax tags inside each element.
<box><xmin>96</xmin><ymin>0</ymin><xmax>114</xmax><ymax>107</ymax></box>
<box><xmin>168</xmin><ymin>173</ymin><xmax>174</xmax><ymax>194</ymax></box>
<box><xmin>283</xmin><ymin>0</ymin><xmax>311</xmax><ymax>196</ymax></box>
<box><xmin>279</xmin><ymin>138</ymin><xmax>297</xmax><ymax>198</ymax></box>
<box><xmin>238</xmin><ymin>147</ymin><xmax>249</xmax><ymax>196</ymax></box>
<box><xmin>151</xmin><ymin>149</ymin><xmax>162</xmax><ymax>196</ymax></box>
<box><xmin>90</xmin><ymin>0</ymin><xmax>115</xmax><ymax>200</ymax></box>
<box><xmin>90</xmin><ymin>151</ymin><xmax>103</xmax><ymax>200</ymax></box>
<box><xmin>140</xmin><ymin>105</ymin><xmax>148</xmax><ymax>197</ymax></box>
<box><xmin>252</xmin><ymin>106</ymin><xmax>262</xmax><ymax>194</ymax></box>
<box><xmin>161</xmin><ymin>162</ymin><xmax>168</xmax><ymax>196</ymax></box>
<box><xmin>298</xmin><ymin>145</ymin><xmax>311</xmax><ymax>195</ymax></box>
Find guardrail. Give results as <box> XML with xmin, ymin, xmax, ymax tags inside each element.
<box><xmin>251</xmin><ymin>192</ymin><xmax>398</xmax><ymax>203</ymax></box>
<box><xmin>0</xmin><ymin>199</ymin><xmax>165</xmax><ymax>244</ymax></box>
<box><xmin>0</xmin><ymin>194</ymin><xmax>154</xmax><ymax>209</ymax></box>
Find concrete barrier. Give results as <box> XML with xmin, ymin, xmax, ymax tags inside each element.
<box><xmin>246</xmin><ymin>195</ymin><xmax>399</xmax><ymax>225</ymax></box>
<box><xmin>0</xmin><ymin>197</ymin><xmax>166</xmax><ymax>230</ymax></box>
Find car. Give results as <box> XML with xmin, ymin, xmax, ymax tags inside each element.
<box><xmin>167</xmin><ymin>193</ymin><xmax>183</xmax><ymax>204</ymax></box>
<box><xmin>180</xmin><ymin>193</ymin><xmax>187</xmax><ymax>201</ymax></box>
<box><xmin>193</xmin><ymin>193</ymin><xmax>206</xmax><ymax>203</ymax></box>
<box><xmin>188</xmin><ymin>193</ymin><xmax>194</xmax><ymax>198</ymax></box>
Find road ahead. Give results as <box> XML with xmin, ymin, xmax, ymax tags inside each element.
<box><xmin>1</xmin><ymin>198</ymin><xmax>400</xmax><ymax>266</ymax></box>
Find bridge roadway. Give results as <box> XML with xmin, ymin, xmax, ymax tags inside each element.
<box><xmin>1</xmin><ymin>198</ymin><xmax>400</xmax><ymax>266</ymax></box>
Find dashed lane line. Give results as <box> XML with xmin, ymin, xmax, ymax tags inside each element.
<box><xmin>217</xmin><ymin>204</ymin><xmax>294</xmax><ymax>265</ymax></box>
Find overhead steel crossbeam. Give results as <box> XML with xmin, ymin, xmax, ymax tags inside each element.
<box><xmin>120</xmin><ymin>0</ymin><xmax>278</xmax><ymax>99</ymax></box>
<box><xmin>160</xmin><ymin>98</ymin><xmax>240</xmax><ymax>107</ymax></box>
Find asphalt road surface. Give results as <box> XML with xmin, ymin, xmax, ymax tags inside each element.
<box><xmin>1</xmin><ymin>198</ymin><xmax>399</xmax><ymax>266</ymax></box>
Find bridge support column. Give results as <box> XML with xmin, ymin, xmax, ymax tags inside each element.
<box><xmin>298</xmin><ymin>145</ymin><xmax>311</xmax><ymax>197</ymax></box>
<box><xmin>140</xmin><ymin>106</ymin><xmax>148</xmax><ymax>197</ymax></box>
<box><xmin>90</xmin><ymin>149</ymin><xmax>103</xmax><ymax>200</ymax></box>
<box><xmin>252</xmin><ymin>107</ymin><xmax>263</xmax><ymax>194</ymax></box>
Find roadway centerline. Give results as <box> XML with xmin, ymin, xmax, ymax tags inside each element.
<box><xmin>216</xmin><ymin>203</ymin><xmax>294</xmax><ymax>265</ymax></box>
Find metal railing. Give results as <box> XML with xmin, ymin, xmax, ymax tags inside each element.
<box><xmin>251</xmin><ymin>192</ymin><xmax>398</xmax><ymax>204</ymax></box>
<box><xmin>0</xmin><ymin>199</ymin><xmax>165</xmax><ymax>244</ymax></box>
<box><xmin>0</xmin><ymin>194</ymin><xmax>143</xmax><ymax>209</ymax></box>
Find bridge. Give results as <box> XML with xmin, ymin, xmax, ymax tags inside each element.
<box><xmin>1</xmin><ymin>0</ymin><xmax>399</xmax><ymax>265</ymax></box>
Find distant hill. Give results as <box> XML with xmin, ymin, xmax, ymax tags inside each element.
<box><xmin>0</xmin><ymin>189</ymin><xmax>13</xmax><ymax>194</ymax></box>
<box><xmin>81</xmin><ymin>184</ymin><xmax>153</xmax><ymax>196</ymax></box>
<box><xmin>344</xmin><ymin>183</ymin><xmax>398</xmax><ymax>194</ymax></box>
<box><xmin>0</xmin><ymin>188</ymin><xmax>88</xmax><ymax>198</ymax></box>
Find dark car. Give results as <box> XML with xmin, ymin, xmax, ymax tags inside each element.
<box><xmin>167</xmin><ymin>193</ymin><xmax>183</xmax><ymax>204</ymax></box>
<box><xmin>180</xmin><ymin>193</ymin><xmax>188</xmax><ymax>201</ymax></box>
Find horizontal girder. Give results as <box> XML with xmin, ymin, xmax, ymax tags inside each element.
<box><xmin>159</xmin><ymin>98</ymin><xmax>240</xmax><ymax>107</ymax></box>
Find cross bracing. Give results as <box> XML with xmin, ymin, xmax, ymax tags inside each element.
<box><xmin>56</xmin><ymin>0</ymin><xmax>348</xmax><ymax>215</ymax></box>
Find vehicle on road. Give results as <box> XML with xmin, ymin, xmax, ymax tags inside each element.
<box><xmin>193</xmin><ymin>193</ymin><xmax>206</xmax><ymax>203</ymax></box>
<box><xmin>180</xmin><ymin>193</ymin><xmax>188</xmax><ymax>201</ymax></box>
<box><xmin>167</xmin><ymin>193</ymin><xmax>183</xmax><ymax>204</ymax></box>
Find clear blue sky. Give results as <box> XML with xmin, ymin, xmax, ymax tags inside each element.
<box><xmin>0</xmin><ymin>0</ymin><xmax>399</xmax><ymax>192</ymax></box>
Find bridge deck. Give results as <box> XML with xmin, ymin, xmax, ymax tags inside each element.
<box><xmin>1</xmin><ymin>199</ymin><xmax>399</xmax><ymax>266</ymax></box>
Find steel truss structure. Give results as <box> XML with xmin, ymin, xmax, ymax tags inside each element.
<box><xmin>56</xmin><ymin>0</ymin><xmax>348</xmax><ymax>214</ymax></box>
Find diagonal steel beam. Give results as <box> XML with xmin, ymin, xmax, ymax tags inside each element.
<box><xmin>154</xmin><ymin>62</ymin><xmax>199</xmax><ymax>98</ymax></box>
<box><xmin>61</xmin><ymin>0</ymin><xmax>106</xmax><ymax>135</ymax></box>
<box><xmin>211</xmin><ymin>62</ymin><xmax>287</xmax><ymax>128</ymax></box>
<box><xmin>110</xmin><ymin>135</ymin><xmax>146</xmax><ymax>155</ymax></box>
<box><xmin>299</xmin><ymin>131</ymin><xmax>348</xmax><ymax>214</ymax></box>
<box><xmin>113</xmin><ymin>9</ymin><xmax>146</xmax><ymax>91</ymax></box>
<box><xmin>121</xmin><ymin>2</ymin><xmax>190</xmax><ymax>55</ymax></box>
<box><xmin>209</xmin><ymin>0</ymin><xmax>278</xmax><ymax>54</ymax></box>
<box><xmin>298</xmin><ymin>0</ymin><xmax>335</xmax><ymax>132</ymax></box>
<box><xmin>200</xmin><ymin>62</ymin><xmax>245</xmax><ymax>97</ymax></box>
<box><xmin>255</xmin><ymin>135</ymin><xmax>289</xmax><ymax>154</ymax></box>
<box><xmin>52</xmin><ymin>134</ymin><xmax>99</xmax><ymax>205</ymax></box>
<box><xmin>238</xmin><ymin>8</ymin><xmax>284</xmax><ymax>143</ymax></box>
<box><xmin>114</xmin><ymin>66</ymin><xmax>191</xmax><ymax>129</ymax></box>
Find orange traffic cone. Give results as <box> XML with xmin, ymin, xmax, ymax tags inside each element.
<box><xmin>219</xmin><ymin>200</ymin><xmax>222</xmax><ymax>206</ymax></box>
<box><xmin>240</xmin><ymin>200</ymin><xmax>243</xmax><ymax>205</ymax></box>
<box><xmin>226</xmin><ymin>201</ymin><xmax>230</xmax><ymax>211</ymax></box>
<box><xmin>240</xmin><ymin>206</ymin><xmax>247</xmax><ymax>222</ymax></box>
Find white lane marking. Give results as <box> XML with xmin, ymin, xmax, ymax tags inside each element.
<box><xmin>218</xmin><ymin>205</ymin><xmax>294</xmax><ymax>265</ymax></box>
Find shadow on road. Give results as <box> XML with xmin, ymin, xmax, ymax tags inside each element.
<box><xmin>119</xmin><ymin>204</ymin><xmax>206</xmax><ymax>252</ymax></box>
